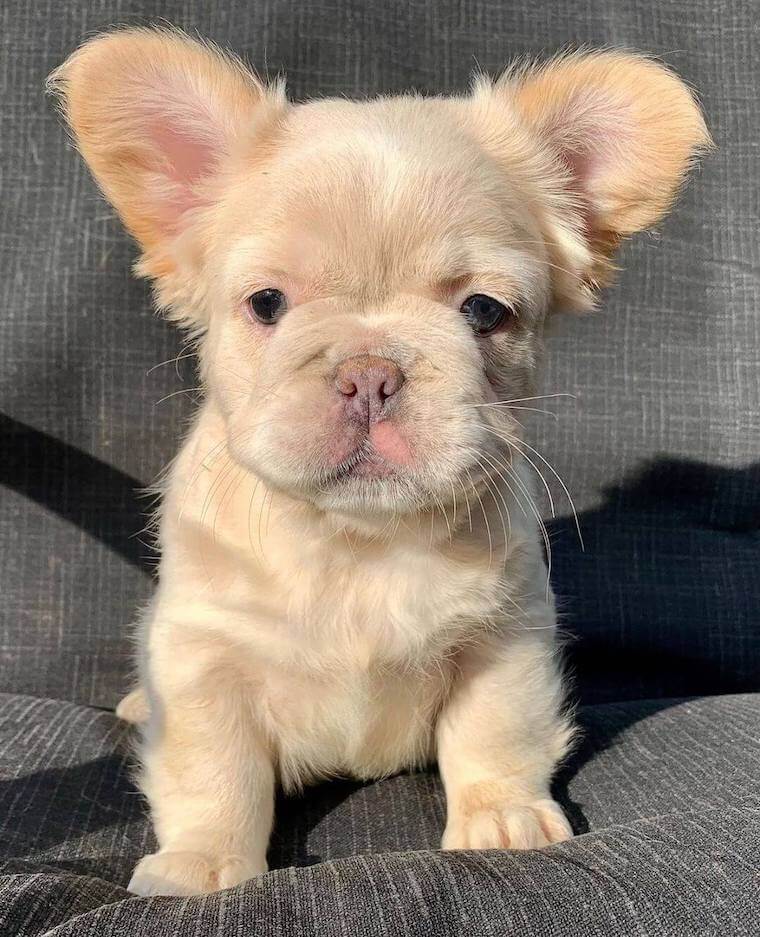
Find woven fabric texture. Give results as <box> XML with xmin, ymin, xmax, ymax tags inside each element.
<box><xmin>0</xmin><ymin>1</ymin><xmax>758</xmax><ymax>704</ymax></box>
<box><xmin>1</xmin><ymin>691</ymin><xmax>758</xmax><ymax>936</ymax></box>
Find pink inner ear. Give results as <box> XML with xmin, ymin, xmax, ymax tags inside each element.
<box><xmin>151</xmin><ymin>120</ymin><xmax>217</xmax><ymax>184</ymax></box>
<box><xmin>552</xmin><ymin>96</ymin><xmax>632</xmax><ymax>231</ymax></box>
<box><xmin>147</xmin><ymin>117</ymin><xmax>221</xmax><ymax>234</ymax></box>
<box><xmin>562</xmin><ymin>147</ymin><xmax>602</xmax><ymax>230</ymax></box>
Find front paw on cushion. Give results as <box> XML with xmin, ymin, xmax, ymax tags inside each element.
<box><xmin>441</xmin><ymin>796</ymin><xmax>573</xmax><ymax>850</ymax></box>
<box><xmin>128</xmin><ymin>850</ymin><xmax>265</xmax><ymax>896</ymax></box>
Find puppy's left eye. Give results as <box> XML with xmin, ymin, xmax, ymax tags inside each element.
<box><xmin>460</xmin><ymin>294</ymin><xmax>514</xmax><ymax>334</ymax></box>
<box><xmin>247</xmin><ymin>288</ymin><xmax>287</xmax><ymax>324</ymax></box>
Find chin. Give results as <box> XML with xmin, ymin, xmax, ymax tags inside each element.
<box><xmin>291</xmin><ymin>458</ymin><xmax>433</xmax><ymax>516</ymax></box>
<box><xmin>312</xmin><ymin>476</ymin><xmax>425</xmax><ymax>517</ymax></box>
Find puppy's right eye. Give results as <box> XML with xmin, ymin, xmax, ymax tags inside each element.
<box><xmin>247</xmin><ymin>288</ymin><xmax>287</xmax><ymax>324</ymax></box>
<box><xmin>460</xmin><ymin>294</ymin><xmax>514</xmax><ymax>334</ymax></box>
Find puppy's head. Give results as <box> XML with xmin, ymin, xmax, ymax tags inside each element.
<box><xmin>51</xmin><ymin>30</ymin><xmax>710</xmax><ymax>517</ymax></box>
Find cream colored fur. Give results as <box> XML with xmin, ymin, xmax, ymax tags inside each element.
<box><xmin>49</xmin><ymin>29</ymin><xmax>710</xmax><ymax>896</ymax></box>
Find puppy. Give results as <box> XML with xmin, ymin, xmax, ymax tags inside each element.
<box><xmin>50</xmin><ymin>29</ymin><xmax>709</xmax><ymax>896</ymax></box>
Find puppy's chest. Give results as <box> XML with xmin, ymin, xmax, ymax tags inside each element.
<box><xmin>170</xmin><ymin>477</ymin><xmax>512</xmax><ymax>782</ymax></box>
<box><xmin>237</xmin><ymin>545</ymin><xmax>503</xmax><ymax>786</ymax></box>
<box><xmin>271</xmin><ymin>540</ymin><xmax>503</xmax><ymax>664</ymax></box>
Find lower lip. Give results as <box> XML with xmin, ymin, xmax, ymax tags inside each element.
<box><xmin>334</xmin><ymin>457</ymin><xmax>396</xmax><ymax>481</ymax></box>
<box><xmin>349</xmin><ymin>460</ymin><xmax>395</xmax><ymax>479</ymax></box>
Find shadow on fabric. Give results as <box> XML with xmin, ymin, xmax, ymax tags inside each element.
<box><xmin>0</xmin><ymin>413</ymin><xmax>156</xmax><ymax>575</ymax></box>
<box><xmin>549</xmin><ymin>456</ymin><xmax>759</xmax><ymax>706</ymax></box>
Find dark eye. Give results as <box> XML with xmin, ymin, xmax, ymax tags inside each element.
<box><xmin>247</xmin><ymin>288</ymin><xmax>287</xmax><ymax>324</ymax></box>
<box><xmin>460</xmin><ymin>294</ymin><xmax>514</xmax><ymax>334</ymax></box>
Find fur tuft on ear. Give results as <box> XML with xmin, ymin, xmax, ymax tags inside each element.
<box><xmin>470</xmin><ymin>50</ymin><xmax>712</xmax><ymax>310</ymax></box>
<box><xmin>48</xmin><ymin>27</ymin><xmax>287</xmax><ymax>329</ymax></box>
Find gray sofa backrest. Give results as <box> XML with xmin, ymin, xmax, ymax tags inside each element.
<box><xmin>1</xmin><ymin>1</ymin><xmax>757</xmax><ymax>708</ymax></box>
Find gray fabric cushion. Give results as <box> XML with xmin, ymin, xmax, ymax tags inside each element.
<box><xmin>1</xmin><ymin>691</ymin><xmax>758</xmax><ymax>935</ymax></box>
<box><xmin>1</xmin><ymin>0</ymin><xmax>758</xmax><ymax>707</ymax></box>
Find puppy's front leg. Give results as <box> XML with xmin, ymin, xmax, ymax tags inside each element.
<box><xmin>128</xmin><ymin>643</ymin><xmax>274</xmax><ymax>896</ymax></box>
<box><xmin>438</xmin><ymin>622</ymin><xmax>574</xmax><ymax>851</ymax></box>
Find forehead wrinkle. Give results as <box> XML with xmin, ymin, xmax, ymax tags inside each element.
<box><xmin>410</xmin><ymin>237</ymin><xmax>546</xmax><ymax>301</ymax></box>
<box><xmin>223</xmin><ymin>229</ymin><xmax>547</xmax><ymax>311</ymax></box>
<box><xmin>221</xmin><ymin>114</ymin><xmax>550</xmax><ymax>306</ymax></box>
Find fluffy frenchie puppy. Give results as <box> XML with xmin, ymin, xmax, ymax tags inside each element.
<box><xmin>50</xmin><ymin>29</ymin><xmax>709</xmax><ymax>896</ymax></box>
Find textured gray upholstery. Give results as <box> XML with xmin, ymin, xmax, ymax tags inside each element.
<box><xmin>1</xmin><ymin>692</ymin><xmax>758</xmax><ymax>935</ymax></box>
<box><xmin>1</xmin><ymin>1</ymin><xmax>758</xmax><ymax>933</ymax></box>
<box><xmin>0</xmin><ymin>0</ymin><xmax>758</xmax><ymax>709</ymax></box>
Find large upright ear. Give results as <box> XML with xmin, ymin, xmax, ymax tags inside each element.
<box><xmin>472</xmin><ymin>51</ymin><xmax>712</xmax><ymax>308</ymax></box>
<box><xmin>48</xmin><ymin>28</ymin><xmax>286</xmax><ymax>323</ymax></box>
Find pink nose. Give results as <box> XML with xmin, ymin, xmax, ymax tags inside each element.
<box><xmin>335</xmin><ymin>355</ymin><xmax>405</xmax><ymax>424</ymax></box>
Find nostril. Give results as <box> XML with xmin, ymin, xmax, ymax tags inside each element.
<box><xmin>380</xmin><ymin>369</ymin><xmax>405</xmax><ymax>399</ymax></box>
<box><xmin>337</xmin><ymin>377</ymin><xmax>359</xmax><ymax>397</ymax></box>
<box><xmin>379</xmin><ymin>380</ymin><xmax>394</xmax><ymax>399</ymax></box>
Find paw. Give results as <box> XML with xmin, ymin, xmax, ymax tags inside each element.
<box><xmin>115</xmin><ymin>687</ymin><xmax>150</xmax><ymax>724</ymax></box>
<box><xmin>442</xmin><ymin>796</ymin><xmax>572</xmax><ymax>851</ymax></box>
<box><xmin>128</xmin><ymin>850</ymin><xmax>266</xmax><ymax>896</ymax></box>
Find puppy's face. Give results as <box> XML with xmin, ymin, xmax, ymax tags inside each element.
<box><xmin>207</xmin><ymin>100</ymin><xmax>551</xmax><ymax>513</ymax></box>
<box><xmin>52</xmin><ymin>30</ymin><xmax>709</xmax><ymax>517</ymax></box>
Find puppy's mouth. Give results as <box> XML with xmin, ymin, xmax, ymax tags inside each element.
<box><xmin>324</xmin><ymin>419</ymin><xmax>411</xmax><ymax>485</ymax></box>
<box><xmin>328</xmin><ymin>445</ymin><xmax>399</xmax><ymax>484</ymax></box>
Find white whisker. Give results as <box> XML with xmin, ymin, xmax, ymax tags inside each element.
<box><xmin>467</xmin><ymin>403</ymin><xmax>560</xmax><ymax>418</ymax></box>
<box><xmin>465</xmin><ymin>466</ymin><xmax>493</xmax><ymax>568</ymax></box>
<box><xmin>458</xmin><ymin>476</ymin><xmax>474</xmax><ymax>534</ymax></box>
<box><xmin>481</xmin><ymin>425</ymin><xmax>556</xmax><ymax>519</ymax></box>
<box><xmin>154</xmin><ymin>387</ymin><xmax>203</xmax><ymax>406</ymax></box>
<box><xmin>146</xmin><ymin>349</ymin><xmax>196</xmax><ymax>376</ymax></box>
<box><xmin>482</xmin><ymin>446</ymin><xmax>554</xmax><ymax>601</ymax></box>
<box><xmin>503</xmin><ymin>434</ymin><xmax>584</xmax><ymax>551</ymax></box>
